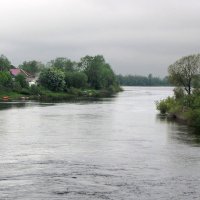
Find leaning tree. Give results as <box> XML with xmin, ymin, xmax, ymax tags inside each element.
<box><xmin>168</xmin><ymin>54</ymin><xmax>200</xmax><ymax>95</ymax></box>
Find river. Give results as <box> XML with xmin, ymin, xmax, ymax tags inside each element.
<box><xmin>0</xmin><ymin>87</ymin><xmax>200</xmax><ymax>200</ymax></box>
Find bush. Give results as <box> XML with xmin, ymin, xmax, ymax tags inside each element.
<box><xmin>173</xmin><ymin>87</ymin><xmax>185</xmax><ymax>99</ymax></box>
<box><xmin>15</xmin><ymin>74</ymin><xmax>29</xmax><ymax>88</ymax></box>
<box><xmin>185</xmin><ymin>109</ymin><xmax>200</xmax><ymax>127</ymax></box>
<box><xmin>156</xmin><ymin>97</ymin><xmax>176</xmax><ymax>114</ymax></box>
<box><xmin>20</xmin><ymin>88</ymin><xmax>31</xmax><ymax>95</ymax></box>
<box><xmin>65</xmin><ymin>72</ymin><xmax>88</xmax><ymax>89</ymax></box>
<box><xmin>39</xmin><ymin>68</ymin><xmax>65</xmax><ymax>92</ymax></box>
<box><xmin>30</xmin><ymin>85</ymin><xmax>42</xmax><ymax>95</ymax></box>
<box><xmin>0</xmin><ymin>71</ymin><xmax>13</xmax><ymax>87</ymax></box>
<box><xmin>12</xmin><ymin>81</ymin><xmax>22</xmax><ymax>93</ymax></box>
<box><xmin>67</xmin><ymin>87</ymin><xmax>82</xmax><ymax>96</ymax></box>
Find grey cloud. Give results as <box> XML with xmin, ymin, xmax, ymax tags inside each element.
<box><xmin>1</xmin><ymin>0</ymin><xmax>200</xmax><ymax>76</ymax></box>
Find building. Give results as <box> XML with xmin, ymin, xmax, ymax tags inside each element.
<box><xmin>10</xmin><ymin>68</ymin><xmax>36</xmax><ymax>84</ymax></box>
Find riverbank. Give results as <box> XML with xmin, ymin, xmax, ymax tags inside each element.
<box><xmin>156</xmin><ymin>91</ymin><xmax>200</xmax><ymax>129</ymax></box>
<box><xmin>0</xmin><ymin>87</ymin><xmax>122</xmax><ymax>102</ymax></box>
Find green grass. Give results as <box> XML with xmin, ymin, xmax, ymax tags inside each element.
<box><xmin>0</xmin><ymin>91</ymin><xmax>25</xmax><ymax>100</ymax></box>
<box><xmin>0</xmin><ymin>83</ymin><xmax>122</xmax><ymax>102</ymax></box>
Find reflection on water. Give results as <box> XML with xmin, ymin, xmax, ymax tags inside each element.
<box><xmin>157</xmin><ymin>114</ymin><xmax>200</xmax><ymax>146</ymax></box>
<box><xmin>0</xmin><ymin>102</ymin><xmax>27</xmax><ymax>110</ymax></box>
<box><xmin>0</xmin><ymin>87</ymin><xmax>200</xmax><ymax>200</ymax></box>
<box><xmin>0</xmin><ymin>101</ymin><xmax>56</xmax><ymax>110</ymax></box>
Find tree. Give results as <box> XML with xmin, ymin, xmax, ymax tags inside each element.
<box><xmin>84</xmin><ymin>55</ymin><xmax>103</xmax><ymax>89</ymax></box>
<box><xmin>48</xmin><ymin>57</ymin><xmax>75</xmax><ymax>72</ymax></box>
<box><xmin>148</xmin><ymin>74</ymin><xmax>152</xmax><ymax>86</ymax></box>
<box><xmin>79</xmin><ymin>55</ymin><xmax>118</xmax><ymax>89</ymax></box>
<box><xmin>39</xmin><ymin>68</ymin><xmax>65</xmax><ymax>91</ymax></box>
<box><xmin>0</xmin><ymin>71</ymin><xmax>13</xmax><ymax>87</ymax></box>
<box><xmin>78</xmin><ymin>56</ymin><xmax>94</xmax><ymax>71</ymax></box>
<box><xmin>65</xmin><ymin>72</ymin><xmax>88</xmax><ymax>88</ymax></box>
<box><xmin>0</xmin><ymin>55</ymin><xmax>11</xmax><ymax>71</ymax></box>
<box><xmin>168</xmin><ymin>54</ymin><xmax>200</xmax><ymax>95</ymax></box>
<box><xmin>19</xmin><ymin>60</ymin><xmax>44</xmax><ymax>75</ymax></box>
<box><xmin>116</xmin><ymin>74</ymin><xmax>169</xmax><ymax>86</ymax></box>
<box><xmin>15</xmin><ymin>74</ymin><xmax>29</xmax><ymax>88</ymax></box>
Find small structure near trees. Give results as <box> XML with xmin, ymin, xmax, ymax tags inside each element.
<box><xmin>10</xmin><ymin>68</ymin><xmax>36</xmax><ymax>84</ymax></box>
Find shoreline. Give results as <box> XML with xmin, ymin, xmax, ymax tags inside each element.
<box><xmin>0</xmin><ymin>88</ymin><xmax>122</xmax><ymax>102</ymax></box>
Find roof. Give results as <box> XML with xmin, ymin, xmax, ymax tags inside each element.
<box><xmin>10</xmin><ymin>68</ymin><xmax>32</xmax><ymax>77</ymax></box>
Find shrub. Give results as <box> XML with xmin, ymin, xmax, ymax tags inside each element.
<box><xmin>67</xmin><ymin>87</ymin><xmax>82</xmax><ymax>96</ymax></box>
<box><xmin>30</xmin><ymin>85</ymin><xmax>42</xmax><ymax>95</ymax></box>
<box><xmin>15</xmin><ymin>74</ymin><xmax>29</xmax><ymax>88</ymax></box>
<box><xmin>39</xmin><ymin>68</ymin><xmax>65</xmax><ymax>92</ymax></box>
<box><xmin>12</xmin><ymin>81</ymin><xmax>22</xmax><ymax>93</ymax></box>
<box><xmin>173</xmin><ymin>87</ymin><xmax>185</xmax><ymax>99</ymax></box>
<box><xmin>0</xmin><ymin>71</ymin><xmax>13</xmax><ymax>87</ymax></box>
<box><xmin>185</xmin><ymin>109</ymin><xmax>200</xmax><ymax>127</ymax></box>
<box><xmin>20</xmin><ymin>88</ymin><xmax>31</xmax><ymax>95</ymax></box>
<box><xmin>156</xmin><ymin>97</ymin><xmax>176</xmax><ymax>114</ymax></box>
<box><xmin>65</xmin><ymin>72</ymin><xmax>88</xmax><ymax>89</ymax></box>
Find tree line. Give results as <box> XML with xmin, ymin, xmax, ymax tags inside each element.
<box><xmin>116</xmin><ymin>74</ymin><xmax>170</xmax><ymax>86</ymax></box>
<box><xmin>0</xmin><ymin>54</ymin><xmax>120</xmax><ymax>98</ymax></box>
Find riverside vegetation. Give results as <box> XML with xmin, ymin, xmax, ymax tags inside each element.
<box><xmin>116</xmin><ymin>74</ymin><xmax>169</xmax><ymax>86</ymax></box>
<box><xmin>0</xmin><ymin>55</ymin><xmax>121</xmax><ymax>101</ymax></box>
<box><xmin>156</xmin><ymin>54</ymin><xmax>200</xmax><ymax>128</ymax></box>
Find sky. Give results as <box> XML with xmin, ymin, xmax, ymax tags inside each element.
<box><xmin>0</xmin><ymin>0</ymin><xmax>200</xmax><ymax>76</ymax></box>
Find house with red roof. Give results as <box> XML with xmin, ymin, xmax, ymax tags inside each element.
<box><xmin>10</xmin><ymin>68</ymin><xmax>36</xmax><ymax>84</ymax></box>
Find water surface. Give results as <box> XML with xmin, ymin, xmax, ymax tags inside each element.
<box><xmin>0</xmin><ymin>87</ymin><xmax>199</xmax><ymax>200</ymax></box>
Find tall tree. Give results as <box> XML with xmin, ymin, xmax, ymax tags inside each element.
<box><xmin>48</xmin><ymin>57</ymin><xmax>75</xmax><ymax>72</ymax></box>
<box><xmin>39</xmin><ymin>68</ymin><xmax>65</xmax><ymax>91</ymax></box>
<box><xmin>79</xmin><ymin>55</ymin><xmax>117</xmax><ymax>89</ymax></box>
<box><xmin>0</xmin><ymin>55</ymin><xmax>11</xmax><ymax>71</ymax></box>
<box><xmin>168</xmin><ymin>54</ymin><xmax>200</xmax><ymax>95</ymax></box>
<box><xmin>0</xmin><ymin>71</ymin><xmax>13</xmax><ymax>87</ymax></box>
<box><xmin>19</xmin><ymin>60</ymin><xmax>44</xmax><ymax>75</ymax></box>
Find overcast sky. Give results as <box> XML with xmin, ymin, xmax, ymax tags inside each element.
<box><xmin>1</xmin><ymin>0</ymin><xmax>200</xmax><ymax>76</ymax></box>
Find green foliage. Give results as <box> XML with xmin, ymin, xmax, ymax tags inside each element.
<box><xmin>185</xmin><ymin>109</ymin><xmax>200</xmax><ymax>127</ymax></box>
<box><xmin>19</xmin><ymin>60</ymin><xmax>44</xmax><ymax>75</ymax></box>
<box><xmin>0</xmin><ymin>55</ymin><xmax>11</xmax><ymax>71</ymax></box>
<box><xmin>39</xmin><ymin>68</ymin><xmax>65</xmax><ymax>91</ymax></box>
<box><xmin>156</xmin><ymin>97</ymin><xmax>176</xmax><ymax>114</ymax></box>
<box><xmin>192</xmin><ymin>74</ymin><xmax>200</xmax><ymax>88</ymax></box>
<box><xmin>30</xmin><ymin>85</ymin><xmax>42</xmax><ymax>95</ymax></box>
<box><xmin>79</xmin><ymin>55</ymin><xmax>119</xmax><ymax>90</ymax></box>
<box><xmin>116</xmin><ymin>74</ymin><xmax>169</xmax><ymax>86</ymax></box>
<box><xmin>168</xmin><ymin>54</ymin><xmax>200</xmax><ymax>95</ymax></box>
<box><xmin>99</xmin><ymin>64</ymin><xmax>116</xmax><ymax>89</ymax></box>
<box><xmin>15</xmin><ymin>74</ymin><xmax>29</xmax><ymax>88</ymax></box>
<box><xmin>157</xmin><ymin>54</ymin><xmax>200</xmax><ymax>128</ymax></box>
<box><xmin>0</xmin><ymin>54</ymin><xmax>120</xmax><ymax>100</ymax></box>
<box><xmin>67</xmin><ymin>87</ymin><xmax>82</xmax><ymax>96</ymax></box>
<box><xmin>20</xmin><ymin>88</ymin><xmax>31</xmax><ymax>95</ymax></box>
<box><xmin>65</xmin><ymin>71</ymin><xmax>88</xmax><ymax>89</ymax></box>
<box><xmin>0</xmin><ymin>71</ymin><xmax>13</xmax><ymax>87</ymax></box>
<box><xmin>48</xmin><ymin>57</ymin><xmax>75</xmax><ymax>72</ymax></box>
<box><xmin>82</xmin><ymin>55</ymin><xmax>104</xmax><ymax>89</ymax></box>
<box><xmin>173</xmin><ymin>87</ymin><xmax>185</xmax><ymax>99</ymax></box>
<box><xmin>157</xmin><ymin>88</ymin><xmax>200</xmax><ymax>127</ymax></box>
<box><xmin>12</xmin><ymin>81</ymin><xmax>22</xmax><ymax>93</ymax></box>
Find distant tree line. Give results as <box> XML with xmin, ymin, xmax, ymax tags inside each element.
<box><xmin>116</xmin><ymin>74</ymin><xmax>170</xmax><ymax>86</ymax></box>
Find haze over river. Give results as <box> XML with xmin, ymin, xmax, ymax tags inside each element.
<box><xmin>0</xmin><ymin>87</ymin><xmax>200</xmax><ymax>200</ymax></box>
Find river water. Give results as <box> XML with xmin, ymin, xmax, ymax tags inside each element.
<box><xmin>0</xmin><ymin>87</ymin><xmax>200</xmax><ymax>200</ymax></box>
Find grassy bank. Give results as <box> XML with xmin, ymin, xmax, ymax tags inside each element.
<box><xmin>0</xmin><ymin>86</ymin><xmax>122</xmax><ymax>102</ymax></box>
<box><xmin>156</xmin><ymin>88</ymin><xmax>200</xmax><ymax>128</ymax></box>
